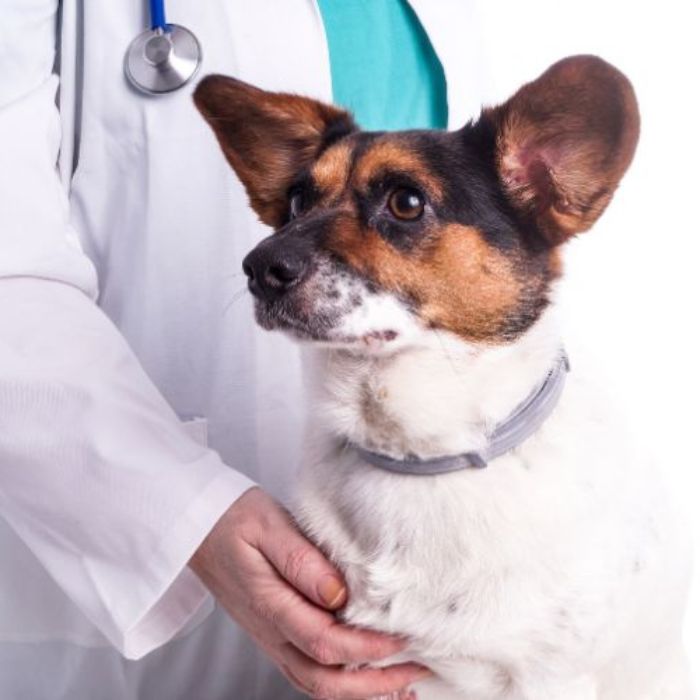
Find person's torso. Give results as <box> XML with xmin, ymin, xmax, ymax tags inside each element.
<box><xmin>68</xmin><ymin>0</ymin><xmax>336</xmax><ymax>505</ymax></box>
<box><xmin>2</xmin><ymin>2</ymin><xmax>486</xmax><ymax>699</ymax></box>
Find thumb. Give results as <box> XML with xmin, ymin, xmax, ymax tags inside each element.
<box><xmin>260</xmin><ymin>518</ymin><xmax>347</xmax><ymax>611</ymax></box>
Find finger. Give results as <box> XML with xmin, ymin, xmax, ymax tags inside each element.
<box><xmin>379</xmin><ymin>691</ymin><xmax>417</xmax><ymax>700</ymax></box>
<box><xmin>279</xmin><ymin>643</ymin><xmax>431</xmax><ymax>700</ymax></box>
<box><xmin>259</xmin><ymin>517</ymin><xmax>348</xmax><ymax>610</ymax></box>
<box><xmin>267</xmin><ymin>589</ymin><xmax>406</xmax><ymax>665</ymax></box>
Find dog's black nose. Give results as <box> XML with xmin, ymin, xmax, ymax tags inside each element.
<box><xmin>242</xmin><ymin>244</ymin><xmax>308</xmax><ymax>301</ymax></box>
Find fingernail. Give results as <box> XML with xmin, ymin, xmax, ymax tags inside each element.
<box><xmin>412</xmin><ymin>665</ymin><xmax>434</xmax><ymax>679</ymax></box>
<box><xmin>318</xmin><ymin>574</ymin><xmax>346</xmax><ymax>608</ymax></box>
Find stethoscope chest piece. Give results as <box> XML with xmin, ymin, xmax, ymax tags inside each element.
<box><xmin>126</xmin><ymin>24</ymin><xmax>201</xmax><ymax>94</ymax></box>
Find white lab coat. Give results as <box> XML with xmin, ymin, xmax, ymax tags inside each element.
<box><xmin>0</xmin><ymin>1</ymin><xmax>484</xmax><ymax>697</ymax></box>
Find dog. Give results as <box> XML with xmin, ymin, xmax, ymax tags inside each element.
<box><xmin>194</xmin><ymin>56</ymin><xmax>694</xmax><ymax>699</ymax></box>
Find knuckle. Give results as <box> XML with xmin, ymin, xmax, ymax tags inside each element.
<box><xmin>307</xmin><ymin>631</ymin><xmax>338</xmax><ymax>665</ymax></box>
<box><xmin>373</xmin><ymin>674</ymin><xmax>408</xmax><ymax>696</ymax></box>
<box><xmin>362</xmin><ymin>636</ymin><xmax>390</xmax><ymax>661</ymax></box>
<box><xmin>283</xmin><ymin>545</ymin><xmax>312</xmax><ymax>587</ymax></box>
<box><xmin>250</xmin><ymin>598</ymin><xmax>279</xmax><ymax>625</ymax></box>
<box><xmin>280</xmin><ymin>665</ymin><xmax>309</xmax><ymax>695</ymax></box>
<box><xmin>305</xmin><ymin>673</ymin><xmax>333</xmax><ymax>699</ymax></box>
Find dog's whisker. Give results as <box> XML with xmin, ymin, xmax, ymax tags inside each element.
<box><xmin>222</xmin><ymin>287</ymin><xmax>250</xmax><ymax>316</ymax></box>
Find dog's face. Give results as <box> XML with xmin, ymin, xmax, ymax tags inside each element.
<box><xmin>194</xmin><ymin>56</ymin><xmax>639</xmax><ymax>353</ymax></box>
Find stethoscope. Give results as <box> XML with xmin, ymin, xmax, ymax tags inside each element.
<box><xmin>125</xmin><ymin>0</ymin><xmax>202</xmax><ymax>94</ymax></box>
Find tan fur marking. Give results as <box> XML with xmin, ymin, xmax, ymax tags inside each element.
<box><xmin>353</xmin><ymin>141</ymin><xmax>443</xmax><ymax>201</ymax></box>
<box><xmin>327</xmin><ymin>219</ymin><xmax>527</xmax><ymax>342</ymax></box>
<box><xmin>311</xmin><ymin>142</ymin><xmax>353</xmax><ymax>196</ymax></box>
<box><xmin>548</xmin><ymin>249</ymin><xmax>563</xmax><ymax>278</ymax></box>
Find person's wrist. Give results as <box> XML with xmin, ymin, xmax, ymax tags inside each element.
<box><xmin>189</xmin><ymin>485</ymin><xmax>258</xmax><ymax>581</ymax></box>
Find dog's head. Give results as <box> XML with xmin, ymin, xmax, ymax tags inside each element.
<box><xmin>194</xmin><ymin>56</ymin><xmax>639</xmax><ymax>353</ymax></box>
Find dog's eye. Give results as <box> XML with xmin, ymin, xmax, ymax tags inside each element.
<box><xmin>388</xmin><ymin>187</ymin><xmax>425</xmax><ymax>221</ymax></box>
<box><xmin>289</xmin><ymin>191</ymin><xmax>305</xmax><ymax>220</ymax></box>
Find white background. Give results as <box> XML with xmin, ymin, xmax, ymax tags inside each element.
<box><xmin>471</xmin><ymin>0</ymin><xmax>699</xmax><ymax>682</ymax></box>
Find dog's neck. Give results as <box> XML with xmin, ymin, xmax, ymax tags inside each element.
<box><xmin>310</xmin><ymin>307</ymin><xmax>563</xmax><ymax>461</ymax></box>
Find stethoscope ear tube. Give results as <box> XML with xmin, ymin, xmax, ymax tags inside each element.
<box><xmin>125</xmin><ymin>0</ymin><xmax>202</xmax><ymax>95</ymax></box>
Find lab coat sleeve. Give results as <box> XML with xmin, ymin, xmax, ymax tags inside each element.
<box><xmin>0</xmin><ymin>3</ymin><xmax>255</xmax><ymax>659</ymax></box>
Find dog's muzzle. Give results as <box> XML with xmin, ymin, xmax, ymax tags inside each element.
<box><xmin>242</xmin><ymin>235</ymin><xmax>311</xmax><ymax>302</ymax></box>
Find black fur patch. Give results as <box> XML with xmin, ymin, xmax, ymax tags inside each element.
<box><xmin>316</xmin><ymin>115</ymin><xmax>358</xmax><ymax>156</ymax></box>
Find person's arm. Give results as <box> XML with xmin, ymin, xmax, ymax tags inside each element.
<box><xmin>0</xmin><ymin>277</ymin><xmax>255</xmax><ymax>657</ymax></box>
<box><xmin>0</xmin><ymin>1</ymin><xmax>254</xmax><ymax>658</ymax></box>
<box><xmin>1</xmin><ymin>5</ymin><xmax>429</xmax><ymax>694</ymax></box>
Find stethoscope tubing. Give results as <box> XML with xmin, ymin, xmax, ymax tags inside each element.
<box><xmin>150</xmin><ymin>0</ymin><xmax>167</xmax><ymax>31</ymax></box>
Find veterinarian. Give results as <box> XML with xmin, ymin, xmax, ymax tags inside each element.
<box><xmin>0</xmin><ymin>1</ymin><xmax>483</xmax><ymax>697</ymax></box>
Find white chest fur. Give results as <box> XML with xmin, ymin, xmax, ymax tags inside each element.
<box><xmin>294</xmin><ymin>311</ymin><xmax>692</xmax><ymax>699</ymax></box>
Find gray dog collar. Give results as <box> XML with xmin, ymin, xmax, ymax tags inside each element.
<box><xmin>350</xmin><ymin>351</ymin><xmax>570</xmax><ymax>475</ymax></box>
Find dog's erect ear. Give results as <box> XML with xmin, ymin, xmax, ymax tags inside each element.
<box><xmin>194</xmin><ymin>75</ymin><xmax>356</xmax><ymax>227</ymax></box>
<box><xmin>483</xmin><ymin>55</ymin><xmax>640</xmax><ymax>246</ymax></box>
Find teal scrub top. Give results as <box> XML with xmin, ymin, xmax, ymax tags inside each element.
<box><xmin>317</xmin><ymin>0</ymin><xmax>448</xmax><ymax>131</ymax></box>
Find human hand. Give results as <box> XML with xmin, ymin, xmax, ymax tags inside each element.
<box><xmin>190</xmin><ymin>487</ymin><xmax>430</xmax><ymax>699</ymax></box>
